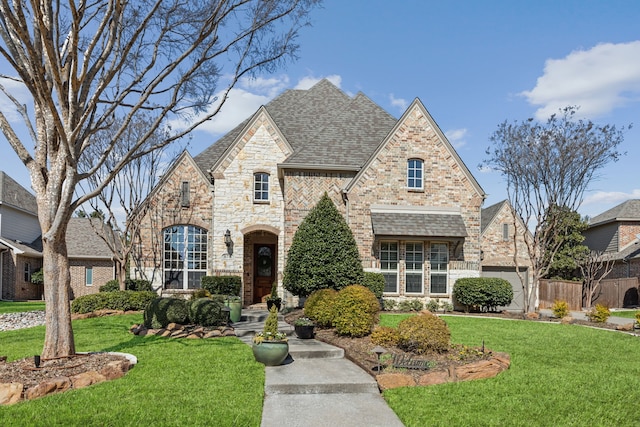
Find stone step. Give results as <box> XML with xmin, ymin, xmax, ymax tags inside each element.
<box><xmin>264</xmin><ymin>358</ymin><xmax>379</xmax><ymax>395</ymax></box>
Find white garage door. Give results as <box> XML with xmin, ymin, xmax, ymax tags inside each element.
<box><xmin>481</xmin><ymin>266</ymin><xmax>527</xmax><ymax>312</ymax></box>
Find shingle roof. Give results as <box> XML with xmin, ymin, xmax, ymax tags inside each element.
<box><xmin>0</xmin><ymin>171</ymin><xmax>37</xmax><ymax>214</ymax></box>
<box><xmin>66</xmin><ymin>218</ymin><xmax>116</xmax><ymax>259</ymax></box>
<box><xmin>0</xmin><ymin>237</ymin><xmax>42</xmax><ymax>256</ymax></box>
<box><xmin>481</xmin><ymin>200</ymin><xmax>508</xmax><ymax>234</ymax></box>
<box><xmin>371</xmin><ymin>212</ymin><xmax>468</xmax><ymax>238</ymax></box>
<box><xmin>589</xmin><ymin>199</ymin><xmax>640</xmax><ymax>227</ymax></box>
<box><xmin>193</xmin><ymin>79</ymin><xmax>397</xmax><ymax>173</ymax></box>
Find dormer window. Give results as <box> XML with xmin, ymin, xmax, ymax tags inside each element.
<box><xmin>407</xmin><ymin>159</ymin><xmax>423</xmax><ymax>190</ymax></box>
<box><xmin>254</xmin><ymin>173</ymin><xmax>269</xmax><ymax>202</ymax></box>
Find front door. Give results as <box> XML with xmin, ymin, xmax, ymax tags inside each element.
<box><xmin>254</xmin><ymin>244</ymin><xmax>275</xmax><ymax>304</ymax></box>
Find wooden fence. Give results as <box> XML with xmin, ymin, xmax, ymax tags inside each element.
<box><xmin>539</xmin><ymin>277</ymin><xmax>640</xmax><ymax>310</ymax></box>
<box><xmin>592</xmin><ymin>277</ymin><xmax>639</xmax><ymax>308</ymax></box>
<box><xmin>539</xmin><ymin>279</ymin><xmax>582</xmax><ymax>311</ymax></box>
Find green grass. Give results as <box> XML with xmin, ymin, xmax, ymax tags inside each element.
<box><xmin>0</xmin><ymin>314</ymin><xmax>264</xmax><ymax>426</ymax></box>
<box><xmin>381</xmin><ymin>314</ymin><xmax>640</xmax><ymax>427</ymax></box>
<box><xmin>0</xmin><ymin>301</ymin><xmax>46</xmax><ymax>314</ymax></box>
<box><xmin>610</xmin><ymin>310</ymin><xmax>640</xmax><ymax>319</ymax></box>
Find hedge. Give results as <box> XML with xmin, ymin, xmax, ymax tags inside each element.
<box><xmin>201</xmin><ymin>276</ymin><xmax>241</xmax><ymax>296</ymax></box>
<box><xmin>453</xmin><ymin>277</ymin><xmax>513</xmax><ymax>312</ymax></box>
<box><xmin>71</xmin><ymin>291</ymin><xmax>157</xmax><ymax>314</ymax></box>
<box><xmin>99</xmin><ymin>279</ymin><xmax>153</xmax><ymax>292</ymax></box>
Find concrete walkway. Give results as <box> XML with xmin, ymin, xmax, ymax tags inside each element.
<box><xmin>538</xmin><ymin>309</ymin><xmax>636</xmax><ymax>327</ymax></box>
<box><xmin>233</xmin><ymin>310</ymin><xmax>404</xmax><ymax>427</ymax></box>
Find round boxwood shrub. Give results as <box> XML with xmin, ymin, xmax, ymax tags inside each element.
<box><xmin>397</xmin><ymin>312</ymin><xmax>450</xmax><ymax>354</ymax></box>
<box><xmin>304</xmin><ymin>289</ymin><xmax>338</xmax><ymax>327</ymax></box>
<box><xmin>143</xmin><ymin>297</ymin><xmax>190</xmax><ymax>329</ymax></box>
<box><xmin>188</xmin><ymin>298</ymin><xmax>226</xmax><ymax>326</ymax></box>
<box><xmin>71</xmin><ymin>291</ymin><xmax>157</xmax><ymax>314</ymax></box>
<box><xmin>453</xmin><ymin>277</ymin><xmax>513</xmax><ymax>312</ymax></box>
<box><xmin>362</xmin><ymin>272</ymin><xmax>385</xmax><ymax>299</ymax></box>
<box><xmin>332</xmin><ymin>285</ymin><xmax>380</xmax><ymax>337</ymax></box>
<box><xmin>371</xmin><ymin>325</ymin><xmax>400</xmax><ymax>347</ymax></box>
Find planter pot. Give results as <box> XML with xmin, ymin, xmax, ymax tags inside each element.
<box><xmin>252</xmin><ymin>341</ymin><xmax>289</xmax><ymax>366</ymax></box>
<box><xmin>266</xmin><ymin>299</ymin><xmax>281</xmax><ymax>312</ymax></box>
<box><xmin>225</xmin><ymin>300</ymin><xmax>242</xmax><ymax>323</ymax></box>
<box><xmin>294</xmin><ymin>324</ymin><xmax>315</xmax><ymax>339</ymax></box>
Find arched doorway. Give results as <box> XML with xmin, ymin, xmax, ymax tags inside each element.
<box><xmin>242</xmin><ymin>227</ymin><xmax>278</xmax><ymax>304</ymax></box>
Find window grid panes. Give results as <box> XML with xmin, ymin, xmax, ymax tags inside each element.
<box><xmin>381</xmin><ymin>242</ymin><xmax>399</xmax><ymax>293</ymax></box>
<box><xmin>430</xmin><ymin>243</ymin><xmax>448</xmax><ymax>294</ymax></box>
<box><xmin>254</xmin><ymin>173</ymin><xmax>269</xmax><ymax>201</ymax></box>
<box><xmin>407</xmin><ymin>159</ymin><xmax>423</xmax><ymax>189</ymax></box>
<box><xmin>405</xmin><ymin>242</ymin><xmax>423</xmax><ymax>293</ymax></box>
<box><xmin>163</xmin><ymin>225</ymin><xmax>208</xmax><ymax>290</ymax></box>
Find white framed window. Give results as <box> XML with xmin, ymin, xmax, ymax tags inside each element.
<box><xmin>163</xmin><ymin>225</ymin><xmax>208</xmax><ymax>290</ymax></box>
<box><xmin>381</xmin><ymin>241</ymin><xmax>399</xmax><ymax>293</ymax></box>
<box><xmin>430</xmin><ymin>243</ymin><xmax>448</xmax><ymax>294</ymax></box>
<box><xmin>23</xmin><ymin>262</ymin><xmax>31</xmax><ymax>282</ymax></box>
<box><xmin>85</xmin><ymin>266</ymin><xmax>93</xmax><ymax>286</ymax></box>
<box><xmin>405</xmin><ymin>242</ymin><xmax>424</xmax><ymax>294</ymax></box>
<box><xmin>407</xmin><ymin>159</ymin><xmax>423</xmax><ymax>189</ymax></box>
<box><xmin>254</xmin><ymin>173</ymin><xmax>269</xmax><ymax>202</ymax></box>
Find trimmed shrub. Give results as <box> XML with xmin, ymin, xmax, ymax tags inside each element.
<box><xmin>283</xmin><ymin>193</ymin><xmax>364</xmax><ymax>297</ymax></box>
<box><xmin>99</xmin><ymin>278</ymin><xmax>152</xmax><ymax>292</ymax></box>
<box><xmin>383</xmin><ymin>299</ymin><xmax>397</xmax><ymax>311</ymax></box>
<box><xmin>143</xmin><ymin>297</ymin><xmax>190</xmax><ymax>329</ymax></box>
<box><xmin>191</xmin><ymin>289</ymin><xmax>212</xmax><ymax>300</ymax></box>
<box><xmin>398</xmin><ymin>299</ymin><xmax>423</xmax><ymax>312</ymax></box>
<box><xmin>100</xmin><ymin>280</ymin><xmax>120</xmax><ymax>292</ymax></box>
<box><xmin>304</xmin><ymin>289</ymin><xmax>338</xmax><ymax>327</ymax></box>
<box><xmin>371</xmin><ymin>325</ymin><xmax>400</xmax><ymax>347</ymax></box>
<box><xmin>586</xmin><ymin>304</ymin><xmax>610</xmax><ymax>323</ymax></box>
<box><xmin>362</xmin><ymin>272</ymin><xmax>385</xmax><ymax>299</ymax></box>
<box><xmin>397</xmin><ymin>312</ymin><xmax>451</xmax><ymax>354</ymax></box>
<box><xmin>188</xmin><ymin>298</ymin><xmax>226</xmax><ymax>326</ymax></box>
<box><xmin>332</xmin><ymin>285</ymin><xmax>380</xmax><ymax>337</ymax></box>
<box><xmin>426</xmin><ymin>298</ymin><xmax>440</xmax><ymax>312</ymax></box>
<box><xmin>71</xmin><ymin>291</ymin><xmax>157</xmax><ymax>314</ymax></box>
<box><xmin>201</xmin><ymin>276</ymin><xmax>241</xmax><ymax>296</ymax></box>
<box><xmin>453</xmin><ymin>277</ymin><xmax>513</xmax><ymax>312</ymax></box>
<box><xmin>552</xmin><ymin>300</ymin><xmax>570</xmax><ymax>318</ymax></box>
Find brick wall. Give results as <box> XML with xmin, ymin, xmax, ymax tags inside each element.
<box><xmin>618</xmin><ymin>222</ymin><xmax>640</xmax><ymax>250</ymax></box>
<box><xmin>69</xmin><ymin>258</ymin><xmax>114</xmax><ymax>298</ymax></box>
<box><xmin>2</xmin><ymin>253</ymin><xmax>42</xmax><ymax>300</ymax></box>
<box><xmin>481</xmin><ymin>203</ymin><xmax>532</xmax><ymax>269</ymax></box>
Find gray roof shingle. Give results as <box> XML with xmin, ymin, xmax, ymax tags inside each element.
<box><xmin>481</xmin><ymin>200</ymin><xmax>507</xmax><ymax>234</ymax></box>
<box><xmin>0</xmin><ymin>171</ymin><xmax>37</xmax><ymax>214</ymax></box>
<box><xmin>66</xmin><ymin>218</ymin><xmax>116</xmax><ymax>259</ymax></box>
<box><xmin>589</xmin><ymin>199</ymin><xmax>640</xmax><ymax>226</ymax></box>
<box><xmin>193</xmin><ymin>79</ymin><xmax>397</xmax><ymax>173</ymax></box>
<box><xmin>371</xmin><ymin>212</ymin><xmax>468</xmax><ymax>238</ymax></box>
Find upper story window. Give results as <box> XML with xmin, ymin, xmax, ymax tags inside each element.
<box><xmin>407</xmin><ymin>159</ymin><xmax>423</xmax><ymax>189</ymax></box>
<box><xmin>180</xmin><ymin>181</ymin><xmax>190</xmax><ymax>207</ymax></box>
<box><xmin>502</xmin><ymin>223</ymin><xmax>509</xmax><ymax>241</ymax></box>
<box><xmin>254</xmin><ymin>173</ymin><xmax>269</xmax><ymax>202</ymax></box>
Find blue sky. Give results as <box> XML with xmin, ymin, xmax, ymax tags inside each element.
<box><xmin>2</xmin><ymin>0</ymin><xmax>640</xmax><ymax>219</ymax></box>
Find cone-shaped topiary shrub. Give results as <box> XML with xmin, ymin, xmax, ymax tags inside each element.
<box><xmin>397</xmin><ymin>311</ymin><xmax>450</xmax><ymax>354</ymax></box>
<box><xmin>332</xmin><ymin>285</ymin><xmax>380</xmax><ymax>337</ymax></box>
<box><xmin>283</xmin><ymin>193</ymin><xmax>364</xmax><ymax>297</ymax></box>
<box><xmin>303</xmin><ymin>289</ymin><xmax>338</xmax><ymax>327</ymax></box>
<box><xmin>143</xmin><ymin>297</ymin><xmax>189</xmax><ymax>329</ymax></box>
<box><xmin>188</xmin><ymin>297</ymin><xmax>226</xmax><ymax>326</ymax></box>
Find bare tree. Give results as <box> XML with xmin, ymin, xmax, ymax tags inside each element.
<box><xmin>483</xmin><ymin>106</ymin><xmax>627</xmax><ymax>313</ymax></box>
<box><xmin>77</xmin><ymin>114</ymin><xmax>179</xmax><ymax>291</ymax></box>
<box><xmin>0</xmin><ymin>0</ymin><xmax>319</xmax><ymax>358</ymax></box>
<box><xmin>579</xmin><ymin>250</ymin><xmax>615</xmax><ymax>308</ymax></box>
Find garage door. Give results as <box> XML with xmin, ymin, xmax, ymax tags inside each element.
<box><xmin>481</xmin><ymin>266</ymin><xmax>527</xmax><ymax>312</ymax></box>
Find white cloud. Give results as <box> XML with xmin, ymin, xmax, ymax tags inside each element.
<box><xmin>0</xmin><ymin>75</ymin><xmax>32</xmax><ymax>123</ymax></box>
<box><xmin>294</xmin><ymin>74</ymin><xmax>342</xmax><ymax>90</ymax></box>
<box><xmin>583</xmin><ymin>189</ymin><xmax>640</xmax><ymax>208</ymax></box>
<box><xmin>389</xmin><ymin>94</ymin><xmax>407</xmax><ymax>112</ymax></box>
<box><xmin>445</xmin><ymin>128</ymin><xmax>468</xmax><ymax>148</ymax></box>
<box><xmin>521</xmin><ymin>41</ymin><xmax>640</xmax><ymax>120</ymax></box>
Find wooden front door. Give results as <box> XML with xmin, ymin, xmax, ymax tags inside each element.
<box><xmin>254</xmin><ymin>244</ymin><xmax>275</xmax><ymax>304</ymax></box>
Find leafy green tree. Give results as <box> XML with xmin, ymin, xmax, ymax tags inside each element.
<box><xmin>283</xmin><ymin>193</ymin><xmax>364</xmax><ymax>297</ymax></box>
<box><xmin>543</xmin><ymin>206</ymin><xmax>589</xmax><ymax>280</ymax></box>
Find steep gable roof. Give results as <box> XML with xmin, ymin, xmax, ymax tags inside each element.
<box><xmin>193</xmin><ymin>79</ymin><xmax>397</xmax><ymax>173</ymax></box>
<box><xmin>0</xmin><ymin>171</ymin><xmax>37</xmax><ymax>214</ymax></box>
<box><xmin>66</xmin><ymin>218</ymin><xmax>116</xmax><ymax>259</ymax></box>
<box><xmin>481</xmin><ymin>200</ymin><xmax>508</xmax><ymax>234</ymax></box>
<box><xmin>589</xmin><ymin>199</ymin><xmax>640</xmax><ymax>227</ymax></box>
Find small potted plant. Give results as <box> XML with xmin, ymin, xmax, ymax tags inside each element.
<box><xmin>266</xmin><ymin>281</ymin><xmax>282</xmax><ymax>312</ymax></box>
<box><xmin>252</xmin><ymin>306</ymin><xmax>289</xmax><ymax>365</ymax></box>
<box><xmin>293</xmin><ymin>317</ymin><xmax>315</xmax><ymax>339</ymax></box>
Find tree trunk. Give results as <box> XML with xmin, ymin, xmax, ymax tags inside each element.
<box><xmin>118</xmin><ymin>261</ymin><xmax>127</xmax><ymax>291</ymax></box>
<box><xmin>41</xmin><ymin>235</ymin><xmax>76</xmax><ymax>359</ymax></box>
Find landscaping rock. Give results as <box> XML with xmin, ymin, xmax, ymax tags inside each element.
<box><xmin>24</xmin><ymin>377</ymin><xmax>71</xmax><ymax>400</ymax></box>
<box><xmin>100</xmin><ymin>361</ymin><xmax>131</xmax><ymax>381</ymax></box>
<box><xmin>70</xmin><ymin>371</ymin><xmax>107</xmax><ymax>389</ymax></box>
<box><xmin>525</xmin><ymin>312</ymin><xmax>540</xmax><ymax>320</ymax></box>
<box><xmin>615</xmin><ymin>323</ymin><xmax>634</xmax><ymax>331</ymax></box>
<box><xmin>454</xmin><ymin>359</ymin><xmax>505</xmax><ymax>382</ymax></box>
<box><xmin>560</xmin><ymin>316</ymin><xmax>574</xmax><ymax>324</ymax></box>
<box><xmin>204</xmin><ymin>330</ymin><xmax>222</xmax><ymax>338</ymax></box>
<box><xmin>418</xmin><ymin>370</ymin><xmax>450</xmax><ymax>386</ymax></box>
<box><xmin>0</xmin><ymin>382</ymin><xmax>23</xmax><ymax>405</ymax></box>
<box><xmin>376</xmin><ymin>373</ymin><xmax>416</xmax><ymax>390</ymax></box>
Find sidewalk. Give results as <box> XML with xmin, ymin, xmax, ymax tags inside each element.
<box><xmin>234</xmin><ymin>310</ymin><xmax>405</xmax><ymax>427</ymax></box>
<box><xmin>538</xmin><ymin>309</ymin><xmax>635</xmax><ymax>327</ymax></box>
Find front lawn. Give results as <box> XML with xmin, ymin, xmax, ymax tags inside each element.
<box><xmin>0</xmin><ymin>301</ymin><xmax>46</xmax><ymax>314</ymax></box>
<box><xmin>610</xmin><ymin>310</ymin><xmax>640</xmax><ymax>319</ymax></box>
<box><xmin>381</xmin><ymin>314</ymin><xmax>640</xmax><ymax>426</ymax></box>
<box><xmin>0</xmin><ymin>314</ymin><xmax>264</xmax><ymax>426</ymax></box>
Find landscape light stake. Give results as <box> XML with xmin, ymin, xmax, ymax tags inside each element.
<box><xmin>34</xmin><ymin>355</ymin><xmax>40</xmax><ymax>368</ymax></box>
<box><xmin>371</xmin><ymin>345</ymin><xmax>387</xmax><ymax>372</ymax></box>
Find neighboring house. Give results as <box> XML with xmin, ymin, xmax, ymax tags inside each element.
<box><xmin>583</xmin><ymin>199</ymin><xmax>640</xmax><ymax>280</ymax></box>
<box><xmin>480</xmin><ymin>200</ymin><xmax>533</xmax><ymax>311</ymax></box>
<box><xmin>0</xmin><ymin>171</ymin><xmax>117</xmax><ymax>300</ymax></box>
<box><xmin>134</xmin><ymin>79</ymin><xmax>486</xmax><ymax>307</ymax></box>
